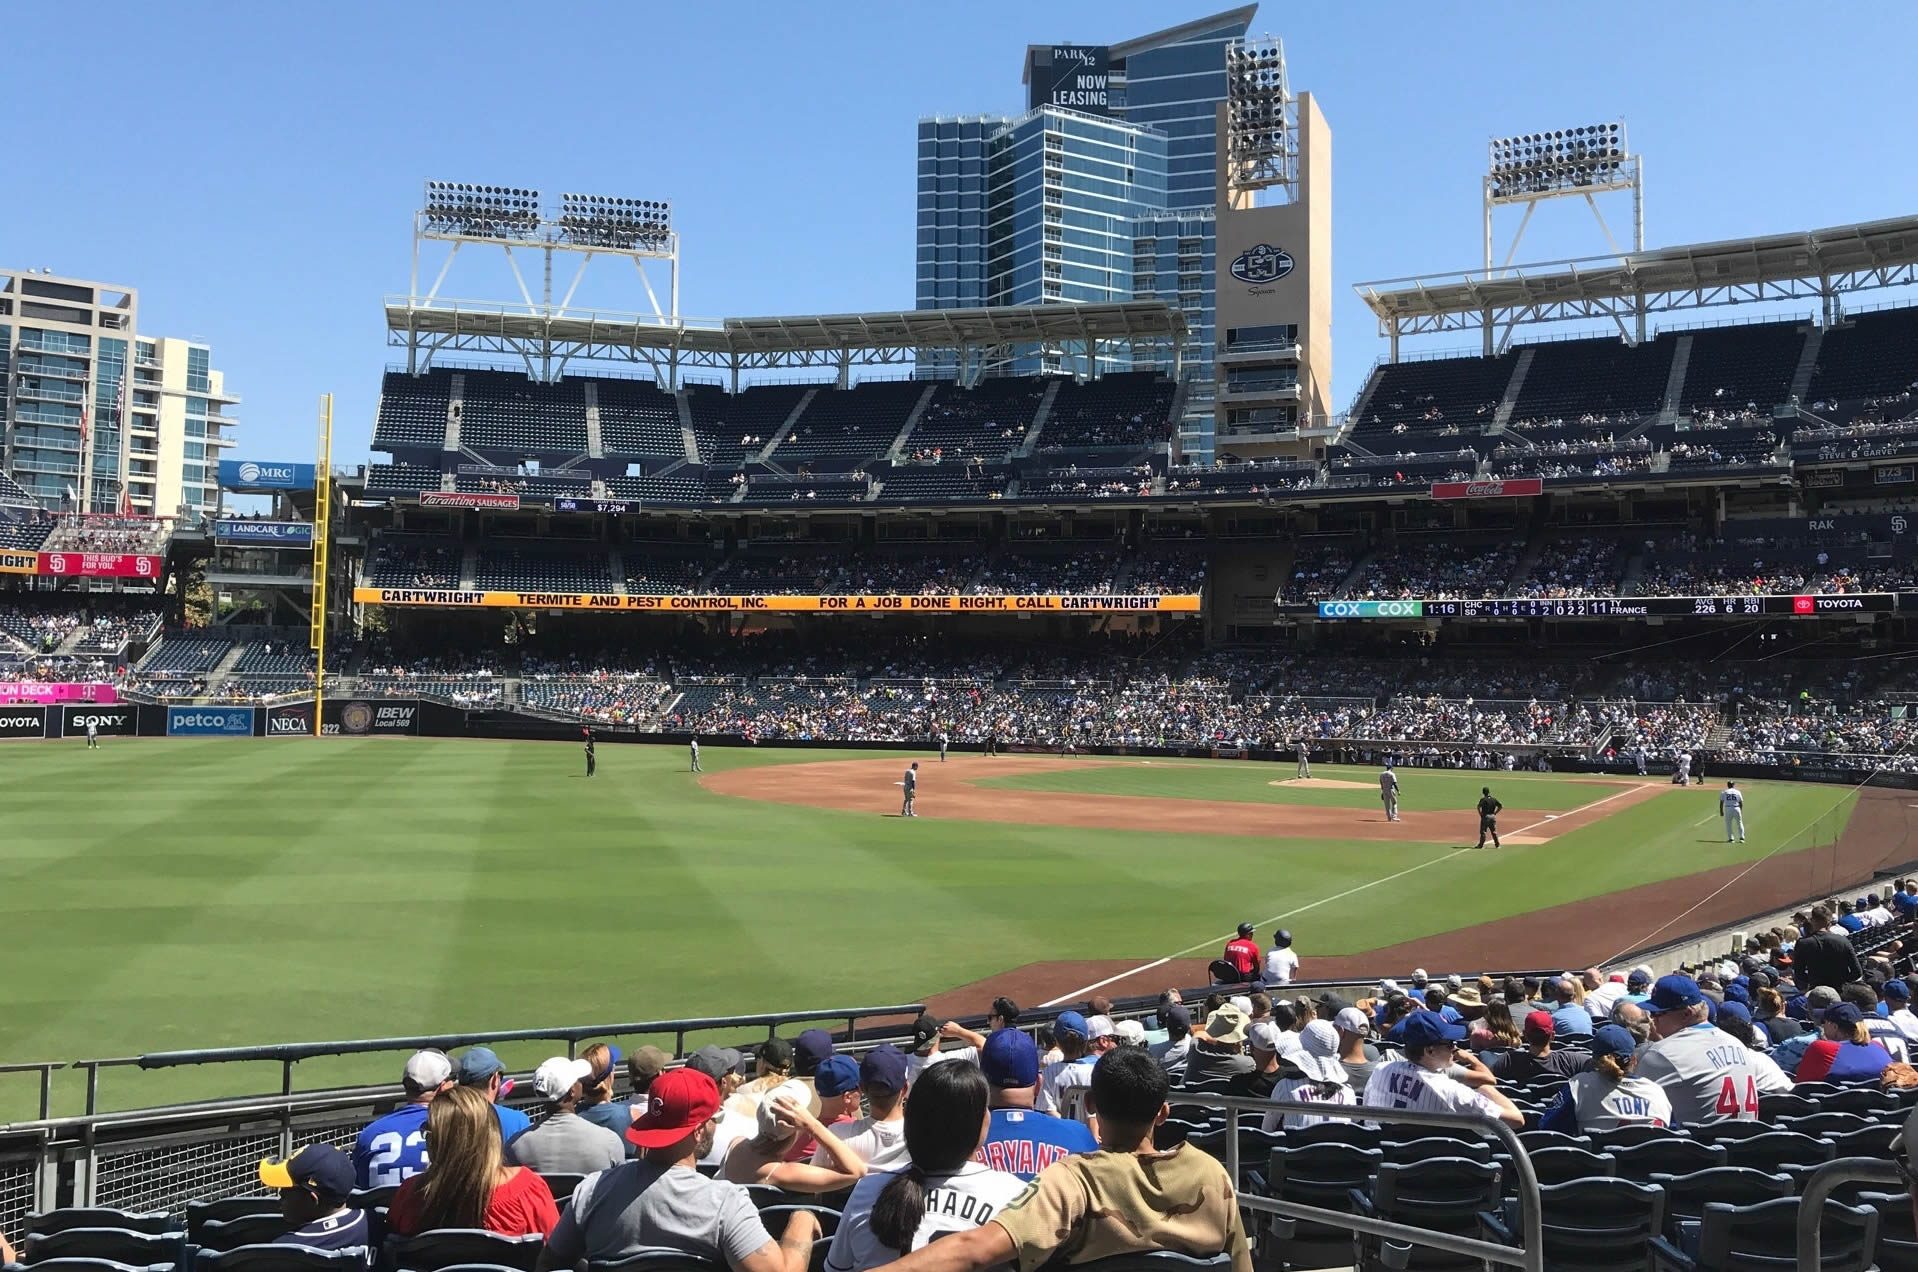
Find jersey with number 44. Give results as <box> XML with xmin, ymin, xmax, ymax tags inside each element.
<box><xmin>354</xmin><ymin>1103</ymin><xmax>430</xmax><ymax>1188</ymax></box>
<box><xmin>1634</xmin><ymin>1025</ymin><xmax>1761</xmax><ymax>1125</ymax></box>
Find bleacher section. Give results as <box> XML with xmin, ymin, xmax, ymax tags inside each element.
<box><xmin>622</xmin><ymin>548</ymin><xmax>709</xmax><ymax>595</ymax></box>
<box><xmin>687</xmin><ymin>383</ymin><xmax>808</xmax><ymax>467</ymax></box>
<box><xmin>1352</xmin><ymin>353</ymin><xmax>1517</xmax><ymax>441</ymax></box>
<box><xmin>875</xmin><ymin>466</ymin><xmax>1008</xmax><ymax>502</ymax></box>
<box><xmin>775</xmin><ymin>381</ymin><xmax>924</xmax><ymax>461</ymax></box>
<box><xmin>0</xmin><ymin>515</ymin><xmax>55</xmax><ymax>551</ymax></box>
<box><xmin>907</xmin><ymin>379</ymin><xmax>1045</xmax><ymax>460</ymax></box>
<box><xmin>1810</xmin><ymin>306</ymin><xmax>1918</xmax><ymax>401</ymax></box>
<box><xmin>474</xmin><ymin>545</ymin><xmax>613</xmax><ymax>592</ymax></box>
<box><xmin>597</xmin><ymin>379</ymin><xmax>685</xmax><ymax>456</ymax></box>
<box><xmin>738</xmin><ymin>474</ymin><xmax>871</xmax><ymax>504</ymax></box>
<box><xmin>604</xmin><ymin>473</ymin><xmax>704</xmax><ymax>503</ymax></box>
<box><xmin>371</xmin><ymin>369</ymin><xmax>452</xmax><ymax>450</ymax></box>
<box><xmin>1037</xmin><ymin>372</ymin><xmax>1177</xmax><ymax>449</ymax></box>
<box><xmin>136</xmin><ymin>636</ymin><xmax>235</xmax><ymax>676</ymax></box>
<box><xmin>1510</xmin><ymin>338</ymin><xmax>1674</xmax><ymax>425</ymax></box>
<box><xmin>1677</xmin><ymin>321</ymin><xmax>1808</xmax><ymax>413</ymax></box>
<box><xmin>364</xmin><ymin>539</ymin><xmax>459</xmax><ymax>589</ymax></box>
<box><xmin>365</xmin><ymin>462</ymin><xmax>443</xmax><ymax>495</ymax></box>
<box><xmin>459</xmin><ymin>372</ymin><xmax>587</xmax><ymax>453</ymax></box>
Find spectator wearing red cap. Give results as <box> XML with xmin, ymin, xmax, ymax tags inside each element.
<box><xmin>535</xmin><ymin>1068</ymin><xmax>819</xmax><ymax>1272</ymax></box>
<box><xmin>387</xmin><ymin>1087</ymin><xmax>559</xmax><ymax>1239</ymax></box>
<box><xmin>724</xmin><ymin>1080</ymin><xmax>868</xmax><ymax>1193</ymax></box>
<box><xmin>1487</xmin><ymin>1012</ymin><xmax>1593</xmax><ymax>1081</ymax></box>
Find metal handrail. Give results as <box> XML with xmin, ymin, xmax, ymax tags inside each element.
<box><xmin>1795</xmin><ymin>1155</ymin><xmax>1902</xmax><ymax>1268</ymax></box>
<box><xmin>1171</xmin><ymin>1091</ymin><xmax>1543</xmax><ymax>1272</ymax></box>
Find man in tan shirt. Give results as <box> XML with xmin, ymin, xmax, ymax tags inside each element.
<box><xmin>875</xmin><ymin>1047</ymin><xmax>1251</xmax><ymax>1272</ymax></box>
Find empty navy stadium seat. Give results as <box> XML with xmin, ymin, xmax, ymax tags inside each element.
<box><xmin>385</xmin><ymin>1230</ymin><xmax>543</xmax><ymax>1272</ymax></box>
<box><xmin>1647</xmin><ymin>1195</ymin><xmax>1877</xmax><ymax>1272</ymax></box>
<box><xmin>195</xmin><ymin>1247</ymin><xmax>372</xmax><ymax>1272</ymax></box>
<box><xmin>1479</xmin><ymin>1177</ymin><xmax>1666</xmax><ymax>1272</ymax></box>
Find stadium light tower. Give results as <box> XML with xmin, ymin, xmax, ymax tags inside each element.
<box><xmin>405</xmin><ymin>181</ymin><xmax>680</xmax><ymax>379</ymax></box>
<box><xmin>1485</xmin><ymin>121</ymin><xmax>1642</xmax><ymax>269</ymax></box>
<box><xmin>1224</xmin><ymin>36</ymin><xmax>1296</xmax><ymax>199</ymax></box>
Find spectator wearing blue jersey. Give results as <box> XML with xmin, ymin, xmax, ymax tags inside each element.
<box><xmin>975</xmin><ymin>1028</ymin><xmax>1095</xmax><ymax>1181</ymax></box>
<box><xmin>459</xmin><ymin>1047</ymin><xmax>533</xmax><ymax>1142</ymax></box>
<box><xmin>354</xmin><ymin>1049</ymin><xmax>454</xmax><ymax>1189</ymax></box>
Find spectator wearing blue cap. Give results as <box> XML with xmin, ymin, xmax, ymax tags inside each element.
<box><xmin>975</xmin><ymin>1028</ymin><xmax>1095</xmax><ymax>1181</ymax></box>
<box><xmin>1148</xmin><ymin>1003</ymin><xmax>1193</xmax><ymax>1080</ymax></box>
<box><xmin>1360</xmin><ymin>1010</ymin><xmax>1522</xmax><ymax>1128</ymax></box>
<box><xmin>813</xmin><ymin>1045</ymin><xmax>910</xmax><ymax>1171</ymax></box>
<box><xmin>1635</xmin><ymin>976</ymin><xmax>1762</xmax><ymax>1124</ymax></box>
<box><xmin>1886</xmin><ymin>978</ymin><xmax>1918</xmax><ymax>1042</ymax></box>
<box><xmin>1037</xmin><ymin>1012</ymin><xmax>1098</xmax><ymax>1114</ymax></box>
<box><xmin>258</xmin><ymin>1144</ymin><xmax>370</xmax><ymax>1260</ymax></box>
<box><xmin>1797</xmin><ymin>1002</ymin><xmax>1895</xmax><ymax>1083</ymax></box>
<box><xmin>1539</xmin><ymin>1025</ymin><xmax>1672</xmax><ymax>1134</ymax></box>
<box><xmin>1837</xmin><ymin>900</ymin><xmax>1867</xmax><ymax>934</ymax></box>
<box><xmin>1844</xmin><ymin>983</ymin><xmax>1914</xmax><ymax>1062</ymax></box>
<box><xmin>458</xmin><ymin>1047</ymin><xmax>533</xmax><ymax>1142</ymax></box>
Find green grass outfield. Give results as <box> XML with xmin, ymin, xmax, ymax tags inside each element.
<box><xmin>0</xmin><ymin>739</ymin><xmax>1855</xmax><ymax>1117</ymax></box>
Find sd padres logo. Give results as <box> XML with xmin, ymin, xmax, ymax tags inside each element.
<box><xmin>1230</xmin><ymin>243</ymin><xmax>1294</xmax><ymax>285</ymax></box>
<box><xmin>341</xmin><ymin>702</ymin><xmax>374</xmax><ymax>734</ymax></box>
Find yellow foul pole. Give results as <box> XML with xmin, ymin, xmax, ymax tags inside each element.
<box><xmin>310</xmin><ymin>395</ymin><xmax>333</xmax><ymax>736</ymax></box>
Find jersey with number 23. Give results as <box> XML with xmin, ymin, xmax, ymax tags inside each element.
<box><xmin>354</xmin><ymin>1103</ymin><xmax>430</xmax><ymax>1188</ymax></box>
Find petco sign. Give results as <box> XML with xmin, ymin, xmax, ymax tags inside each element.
<box><xmin>166</xmin><ymin>706</ymin><xmax>256</xmax><ymax>736</ymax></box>
<box><xmin>218</xmin><ymin>459</ymin><xmax>317</xmax><ymax>490</ymax></box>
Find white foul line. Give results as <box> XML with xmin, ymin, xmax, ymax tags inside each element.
<box><xmin>1039</xmin><ymin>780</ymin><xmax>1662</xmax><ymax>1008</ymax></box>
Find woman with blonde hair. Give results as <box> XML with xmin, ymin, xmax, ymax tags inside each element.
<box><xmin>1796</xmin><ymin>1003</ymin><xmax>1894</xmax><ymax>1083</ymax></box>
<box><xmin>1468</xmin><ymin>1001</ymin><xmax>1522</xmax><ymax>1052</ymax></box>
<box><xmin>723</xmin><ymin>1081</ymin><xmax>868</xmax><ymax>1194</ymax></box>
<box><xmin>386</xmin><ymin>1086</ymin><xmax>559</xmax><ymax>1237</ymax></box>
<box><xmin>1540</xmin><ymin>1025</ymin><xmax>1671</xmax><ymax>1133</ymax></box>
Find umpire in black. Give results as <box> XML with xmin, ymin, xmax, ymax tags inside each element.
<box><xmin>1476</xmin><ymin>786</ymin><xmax>1502</xmax><ymax>849</ymax></box>
<box><xmin>583</xmin><ymin>726</ymin><xmax>596</xmax><ymax>777</ymax></box>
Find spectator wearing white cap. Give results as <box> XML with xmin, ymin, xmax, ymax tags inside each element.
<box><xmin>1114</xmin><ymin>1020</ymin><xmax>1147</xmax><ymax>1048</ymax></box>
<box><xmin>1264</xmin><ymin>1022</ymin><xmax>1357</xmax><ymax>1130</ymax></box>
<box><xmin>353</xmin><ymin>1049</ymin><xmax>453</xmax><ymax>1188</ymax></box>
<box><xmin>506</xmin><ymin>1057</ymin><xmax>627</xmax><ymax>1173</ymax></box>
<box><xmin>724</xmin><ymin>1080</ymin><xmax>869</xmax><ymax>1194</ymax></box>
<box><xmin>1228</xmin><ymin>1022</ymin><xmax>1288</xmax><ymax>1098</ymax></box>
<box><xmin>1334</xmin><ymin>1008</ymin><xmax>1382</xmax><ymax>1089</ymax></box>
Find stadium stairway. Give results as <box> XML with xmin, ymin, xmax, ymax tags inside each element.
<box><xmin>199</xmin><ymin>644</ymin><xmax>251</xmax><ymax>698</ymax></box>
<box><xmin>1658</xmin><ymin>334</ymin><xmax>1694</xmax><ymax>425</ymax></box>
<box><xmin>444</xmin><ymin>373</ymin><xmax>465</xmax><ymax>451</ymax></box>
<box><xmin>1503</xmin><ymin>523</ymin><xmax>1553</xmax><ymax>594</ymax></box>
<box><xmin>1490</xmin><ymin>347</ymin><xmax>1535</xmax><ymax>430</ymax></box>
<box><xmin>458</xmin><ymin>546</ymin><xmax>479</xmax><ymax>590</ymax></box>
<box><xmin>1331</xmin><ymin>547</ymin><xmax>1378</xmax><ymax>598</ymax></box>
<box><xmin>757</xmin><ymin>388</ymin><xmax>818</xmax><ymax>462</ymax></box>
<box><xmin>607</xmin><ymin>547</ymin><xmax>629</xmax><ymax>595</ymax></box>
<box><xmin>676</xmin><ymin>392</ymin><xmax>700</xmax><ymax>464</ymax></box>
<box><xmin>1792</xmin><ymin>325</ymin><xmax>1826</xmax><ymax>401</ymax></box>
<box><xmin>884</xmin><ymin>384</ymin><xmax>941</xmax><ymax>460</ymax></box>
<box><xmin>584</xmin><ymin>382</ymin><xmax>604</xmax><ymax>459</ymax></box>
<box><xmin>1016</xmin><ymin>378</ymin><xmax>1064</xmax><ymax>458</ymax></box>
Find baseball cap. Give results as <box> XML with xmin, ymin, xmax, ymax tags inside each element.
<box><xmin>627</xmin><ymin>1046</ymin><xmax>669</xmax><ymax>1083</ymax></box>
<box><xmin>794</xmin><ymin>1029</ymin><xmax>835</xmax><ymax>1069</ymax></box>
<box><xmin>532</xmin><ymin>1057</ymin><xmax>593</xmax><ymax>1101</ymax></box>
<box><xmin>1625</xmin><ymin>969</ymin><xmax>1652</xmax><ymax>989</ymax></box>
<box><xmin>759</xmin><ymin>1038</ymin><xmax>795</xmax><ymax>1070</ymax></box>
<box><xmin>1054</xmin><ymin>1011</ymin><xmax>1090</xmax><ymax>1041</ymax></box>
<box><xmin>1807</xmin><ymin>986</ymin><xmax>1842</xmax><ymax>1019</ymax></box>
<box><xmin>1273</xmin><ymin>928</ymin><xmax>1293</xmax><ymax>945</ymax></box>
<box><xmin>1723</xmin><ymin>984</ymin><xmax>1751</xmax><ymax>1006</ymax></box>
<box><xmin>456</xmin><ymin>1047</ymin><xmax>505</xmax><ymax>1084</ymax></box>
<box><xmin>1589</xmin><ymin>1024</ymin><xmax>1637</xmax><ymax>1062</ymax></box>
<box><xmin>1162</xmin><ymin>1003</ymin><xmax>1193</xmax><ymax>1031</ymax></box>
<box><xmin>1204</xmin><ymin>1004</ymin><xmax>1250</xmax><ymax>1046</ymax></box>
<box><xmin>1335</xmin><ymin>1007</ymin><xmax>1371</xmax><ymax>1035</ymax></box>
<box><xmin>1523</xmin><ymin>1010</ymin><xmax>1556</xmax><ymax>1038</ymax></box>
<box><xmin>1648</xmin><ymin>975</ymin><xmax>1705</xmax><ymax>1013</ymax></box>
<box><xmin>814</xmin><ymin>1054</ymin><xmax>861</xmax><ymax>1097</ymax></box>
<box><xmin>1887</xmin><ymin>980</ymin><xmax>1912</xmax><ymax>1002</ymax></box>
<box><xmin>259</xmin><ymin>1144</ymin><xmax>354</xmax><ymax>1196</ymax></box>
<box><xmin>1247</xmin><ymin>1021</ymin><xmax>1284</xmax><ymax>1054</ymax></box>
<box><xmin>1086</xmin><ymin>1015</ymin><xmax>1117</xmax><ymax>1041</ymax></box>
<box><xmin>1380</xmin><ymin>978</ymin><xmax>1402</xmax><ymax>995</ymax></box>
<box><xmin>860</xmin><ymin>1044</ymin><xmax>908</xmax><ymax>1093</ymax></box>
<box><xmin>1293</xmin><ymin>1020</ymin><xmax>1348</xmax><ymax>1085</ymax></box>
<box><xmin>403</xmin><ymin>1049</ymin><xmax>453</xmax><ymax>1089</ymax></box>
<box><xmin>628</xmin><ymin>1068</ymin><xmax>722</xmax><ymax>1149</ymax></box>
<box><xmin>1237</xmin><ymin>922</ymin><xmax>1255</xmax><ymax>937</ymax></box>
<box><xmin>981</xmin><ymin>1028</ymin><xmax>1040</xmax><ymax>1088</ymax></box>
<box><xmin>1115</xmin><ymin>1019</ymin><xmax>1147</xmax><ymax>1045</ymax></box>
<box><xmin>1717</xmin><ymin>1000</ymin><xmax>1752</xmax><ymax>1026</ymax></box>
<box><xmin>1228</xmin><ymin>996</ymin><xmax>1254</xmax><ymax>1017</ymax></box>
<box><xmin>1825</xmin><ymin>1002</ymin><xmax>1865</xmax><ymax>1029</ymax></box>
<box><xmin>588</xmin><ymin>1044</ymin><xmax>624</xmax><ymax>1082</ymax></box>
<box><xmin>754</xmin><ymin>1079</ymin><xmax>813</xmax><ymax>1139</ymax></box>
<box><xmin>1446</xmin><ymin>973</ymin><xmax>1464</xmax><ymax>991</ymax></box>
<box><xmin>1410</xmin><ymin>969</ymin><xmax>1428</xmax><ymax>986</ymax></box>
<box><xmin>911</xmin><ymin>1014</ymin><xmax>944</xmax><ymax>1053</ymax></box>
<box><xmin>684</xmin><ymin>1045</ymin><xmax>741</xmax><ymax>1083</ymax></box>
<box><xmin>1398</xmin><ymin>1010</ymin><xmax>1467</xmax><ymax>1050</ymax></box>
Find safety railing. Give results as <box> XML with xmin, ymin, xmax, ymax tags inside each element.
<box><xmin>1172</xmin><ymin>1091</ymin><xmax>1544</xmax><ymax>1272</ymax></box>
<box><xmin>1797</xmin><ymin>1156</ymin><xmax>1904</xmax><ymax>1267</ymax></box>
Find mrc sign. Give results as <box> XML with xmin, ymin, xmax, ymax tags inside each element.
<box><xmin>218</xmin><ymin>459</ymin><xmax>316</xmax><ymax>491</ymax></box>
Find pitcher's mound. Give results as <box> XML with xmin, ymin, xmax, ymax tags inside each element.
<box><xmin>1271</xmin><ymin>777</ymin><xmax>1378</xmax><ymax>790</ymax></box>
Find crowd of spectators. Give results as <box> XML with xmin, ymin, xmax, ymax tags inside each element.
<box><xmin>43</xmin><ymin>514</ymin><xmax>169</xmax><ymax>555</ymax></box>
<box><xmin>1516</xmin><ymin>538</ymin><xmax>1623</xmax><ymax>599</ymax></box>
<box><xmin>1345</xmin><ymin>540</ymin><xmax>1522</xmax><ymax>600</ymax></box>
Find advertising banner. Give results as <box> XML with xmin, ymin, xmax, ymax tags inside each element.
<box><xmin>166</xmin><ymin>705</ymin><xmax>257</xmax><ymax>737</ymax></box>
<box><xmin>0</xmin><ymin>705</ymin><xmax>47</xmax><ymax>738</ymax></box>
<box><xmin>351</xmin><ymin>588</ymin><xmax>1202</xmax><ymax>614</ymax></box>
<box><xmin>1876</xmin><ymin>465</ymin><xmax>1915</xmax><ymax>486</ymax></box>
<box><xmin>419</xmin><ymin>491</ymin><xmax>521</xmax><ymax>510</ymax></box>
<box><xmin>0</xmin><ymin>549</ymin><xmax>37</xmax><ymax>574</ymax></box>
<box><xmin>1429</xmin><ymin>478</ymin><xmax>1544</xmax><ymax>500</ymax></box>
<box><xmin>215</xmin><ymin>520</ymin><xmax>314</xmax><ymax>547</ymax></box>
<box><xmin>39</xmin><ymin>552</ymin><xmax>163</xmax><ymax>579</ymax></box>
<box><xmin>1027</xmin><ymin>45</ymin><xmax>1112</xmax><ymax>115</ymax></box>
<box><xmin>265</xmin><ymin>702</ymin><xmax>315</xmax><ymax>736</ymax></box>
<box><xmin>61</xmin><ymin>704</ymin><xmax>135</xmax><ymax>736</ymax></box>
<box><xmin>218</xmin><ymin>459</ymin><xmax>317</xmax><ymax>490</ymax></box>
<box><xmin>333</xmin><ymin>700</ymin><xmax>420</xmax><ymax>735</ymax></box>
<box><xmin>1317</xmin><ymin>600</ymin><xmax>1425</xmax><ymax>619</ymax></box>
<box><xmin>0</xmin><ymin>682</ymin><xmax>118</xmax><ymax>704</ymax></box>
<box><xmin>1802</xmin><ymin>469</ymin><xmax>1845</xmax><ymax>488</ymax></box>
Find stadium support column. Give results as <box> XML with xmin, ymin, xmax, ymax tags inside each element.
<box><xmin>310</xmin><ymin>395</ymin><xmax>333</xmax><ymax>737</ymax></box>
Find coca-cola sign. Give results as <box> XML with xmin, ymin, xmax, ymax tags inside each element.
<box><xmin>1429</xmin><ymin>478</ymin><xmax>1544</xmax><ymax>501</ymax></box>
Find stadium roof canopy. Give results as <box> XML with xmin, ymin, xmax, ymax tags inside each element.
<box><xmin>385</xmin><ymin>297</ymin><xmax>1188</xmax><ymax>386</ymax></box>
<box><xmin>1354</xmin><ymin>214</ymin><xmax>1918</xmax><ymax>357</ymax></box>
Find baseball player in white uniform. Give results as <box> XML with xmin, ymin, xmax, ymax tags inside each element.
<box><xmin>86</xmin><ymin>718</ymin><xmax>100</xmax><ymax>749</ymax></box>
<box><xmin>938</xmin><ymin>731</ymin><xmax>949</xmax><ymax>762</ymax></box>
<box><xmin>1719</xmin><ymin>781</ymin><xmax>1745</xmax><ymax>843</ymax></box>
<box><xmin>1378</xmin><ymin>762</ymin><xmax>1400</xmax><ymax>821</ymax></box>
<box><xmin>689</xmin><ymin>736</ymin><xmax>701</xmax><ymax>772</ymax></box>
<box><xmin>901</xmin><ymin>761</ymin><xmax>919</xmax><ymax>817</ymax></box>
<box><xmin>1673</xmin><ymin>750</ymin><xmax>1692</xmax><ymax>786</ymax></box>
<box><xmin>1361</xmin><ymin>1010</ymin><xmax>1522</xmax><ymax>1127</ymax></box>
<box><xmin>1295</xmin><ymin>740</ymin><xmax>1310</xmax><ymax>779</ymax></box>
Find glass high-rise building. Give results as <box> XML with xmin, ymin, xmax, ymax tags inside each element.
<box><xmin>916</xmin><ymin>6</ymin><xmax>1255</xmax><ymax>461</ymax></box>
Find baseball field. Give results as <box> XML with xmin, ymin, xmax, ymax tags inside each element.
<box><xmin>1</xmin><ymin>736</ymin><xmax>1903</xmax><ymax>1118</ymax></box>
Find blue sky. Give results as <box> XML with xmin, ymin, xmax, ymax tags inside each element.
<box><xmin>4</xmin><ymin>2</ymin><xmax>1914</xmax><ymax>464</ymax></box>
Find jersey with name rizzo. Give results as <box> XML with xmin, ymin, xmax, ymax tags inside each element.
<box><xmin>1633</xmin><ymin>1023</ymin><xmax>1760</xmax><ymax>1124</ymax></box>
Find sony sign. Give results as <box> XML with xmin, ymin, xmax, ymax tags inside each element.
<box><xmin>61</xmin><ymin>705</ymin><xmax>134</xmax><ymax>736</ymax></box>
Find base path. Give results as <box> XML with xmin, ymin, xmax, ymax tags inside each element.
<box><xmin>917</xmin><ymin>784</ymin><xmax>1917</xmax><ymax>1016</ymax></box>
<box><xmin>701</xmin><ymin>755</ymin><xmax>1666</xmax><ymax>844</ymax></box>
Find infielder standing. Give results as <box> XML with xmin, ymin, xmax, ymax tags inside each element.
<box><xmin>1475</xmin><ymin>787</ymin><xmax>1502</xmax><ymax>849</ymax></box>
<box><xmin>938</xmin><ymin>730</ymin><xmax>949</xmax><ymax>763</ymax></box>
<box><xmin>583</xmin><ymin>727</ymin><xmax>596</xmax><ymax>778</ymax></box>
<box><xmin>1672</xmin><ymin>750</ymin><xmax>1692</xmax><ymax>786</ymax></box>
<box><xmin>1720</xmin><ymin>781</ymin><xmax>1746</xmax><ymax>843</ymax></box>
<box><xmin>902</xmin><ymin>761</ymin><xmax>920</xmax><ymax>817</ymax></box>
<box><xmin>1379</xmin><ymin>762</ymin><xmax>1401</xmax><ymax>822</ymax></box>
<box><xmin>689</xmin><ymin>735</ymin><xmax>701</xmax><ymax>772</ymax></box>
<box><xmin>1295</xmin><ymin>739</ymin><xmax>1310</xmax><ymax>779</ymax></box>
